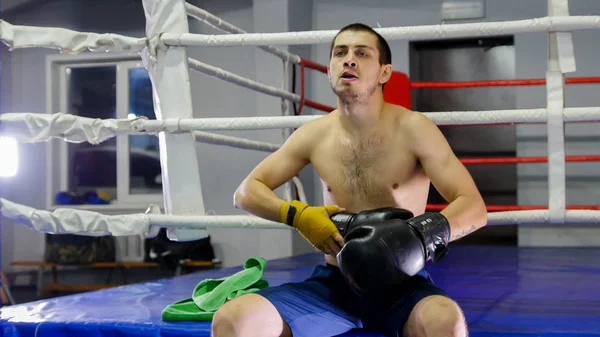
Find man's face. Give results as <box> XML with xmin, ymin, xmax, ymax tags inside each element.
<box><xmin>328</xmin><ymin>30</ymin><xmax>388</xmax><ymax>104</ymax></box>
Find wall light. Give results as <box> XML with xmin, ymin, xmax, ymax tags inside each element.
<box><xmin>0</xmin><ymin>137</ymin><xmax>18</xmax><ymax>178</ymax></box>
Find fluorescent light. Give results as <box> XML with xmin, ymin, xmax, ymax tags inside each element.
<box><xmin>0</xmin><ymin>137</ymin><xmax>18</xmax><ymax>178</ymax></box>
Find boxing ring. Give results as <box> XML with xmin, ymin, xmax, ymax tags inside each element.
<box><xmin>1</xmin><ymin>0</ymin><xmax>600</xmax><ymax>335</ymax></box>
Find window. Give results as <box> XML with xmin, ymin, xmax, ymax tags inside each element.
<box><xmin>116</xmin><ymin>62</ymin><xmax>162</xmax><ymax>204</ymax></box>
<box><xmin>68</xmin><ymin>66</ymin><xmax>118</xmax><ymax>194</ymax></box>
<box><xmin>124</xmin><ymin>67</ymin><xmax>161</xmax><ymax>195</ymax></box>
<box><xmin>46</xmin><ymin>54</ymin><xmax>162</xmax><ymax>212</ymax></box>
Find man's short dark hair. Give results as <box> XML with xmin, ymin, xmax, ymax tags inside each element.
<box><xmin>329</xmin><ymin>23</ymin><xmax>392</xmax><ymax>65</ymax></box>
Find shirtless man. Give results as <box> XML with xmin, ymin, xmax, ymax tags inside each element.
<box><xmin>212</xmin><ymin>23</ymin><xmax>488</xmax><ymax>337</ymax></box>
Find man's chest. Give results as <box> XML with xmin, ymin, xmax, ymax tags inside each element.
<box><xmin>311</xmin><ymin>138</ymin><xmax>418</xmax><ymax>201</ymax></box>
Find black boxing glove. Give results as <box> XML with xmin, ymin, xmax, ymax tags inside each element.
<box><xmin>330</xmin><ymin>207</ymin><xmax>414</xmax><ymax>236</ymax></box>
<box><xmin>336</xmin><ymin>212</ymin><xmax>451</xmax><ymax>298</ymax></box>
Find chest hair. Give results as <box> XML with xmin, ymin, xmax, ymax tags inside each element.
<box><xmin>339</xmin><ymin>132</ymin><xmax>390</xmax><ymax>201</ymax></box>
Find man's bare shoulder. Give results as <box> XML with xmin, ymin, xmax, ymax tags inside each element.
<box><xmin>391</xmin><ymin>105</ymin><xmax>437</xmax><ymax>132</ymax></box>
<box><xmin>283</xmin><ymin>113</ymin><xmax>335</xmax><ymax>150</ymax></box>
<box><xmin>304</xmin><ymin>112</ymin><xmax>336</xmax><ymax>129</ymax></box>
<box><xmin>289</xmin><ymin>113</ymin><xmax>335</xmax><ymax>139</ymax></box>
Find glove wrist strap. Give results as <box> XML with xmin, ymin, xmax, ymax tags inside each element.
<box><xmin>407</xmin><ymin>212</ymin><xmax>451</xmax><ymax>262</ymax></box>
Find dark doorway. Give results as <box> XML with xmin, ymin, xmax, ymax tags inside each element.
<box><xmin>410</xmin><ymin>36</ymin><xmax>518</xmax><ymax>245</ymax></box>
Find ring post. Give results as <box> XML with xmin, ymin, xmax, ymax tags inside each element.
<box><xmin>141</xmin><ymin>0</ymin><xmax>208</xmax><ymax>241</ymax></box>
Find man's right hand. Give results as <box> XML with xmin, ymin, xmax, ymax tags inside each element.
<box><xmin>279</xmin><ymin>200</ymin><xmax>345</xmax><ymax>255</ymax></box>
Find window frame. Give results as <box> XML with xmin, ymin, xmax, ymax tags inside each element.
<box><xmin>45</xmin><ymin>53</ymin><xmax>163</xmax><ymax>213</ymax></box>
<box><xmin>116</xmin><ymin>60</ymin><xmax>163</xmax><ymax>206</ymax></box>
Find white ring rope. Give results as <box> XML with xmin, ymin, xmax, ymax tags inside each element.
<box><xmin>1</xmin><ymin>197</ymin><xmax>599</xmax><ymax>239</ymax></box>
<box><xmin>185</xmin><ymin>2</ymin><xmax>305</xmax><ymax>120</ymax></box>
<box><xmin>3</xmin><ymin>16</ymin><xmax>599</xmax><ymax>55</ymax></box>
<box><xmin>194</xmin><ymin>131</ymin><xmax>280</xmax><ymax>152</ymax></box>
<box><xmin>160</xmin><ymin>16</ymin><xmax>600</xmax><ymax>47</ymax></box>
<box><xmin>292</xmin><ymin>176</ymin><xmax>308</xmax><ymax>204</ymax></box>
<box><xmin>184</xmin><ymin>2</ymin><xmax>300</xmax><ymax>64</ymax></box>
<box><xmin>188</xmin><ymin>57</ymin><xmax>301</xmax><ymax>103</ymax></box>
<box><xmin>3</xmin><ymin>107</ymin><xmax>600</xmax><ymax>145</ymax></box>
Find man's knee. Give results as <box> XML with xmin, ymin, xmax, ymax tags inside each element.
<box><xmin>211</xmin><ymin>293</ymin><xmax>290</xmax><ymax>337</ymax></box>
<box><xmin>405</xmin><ymin>295</ymin><xmax>467</xmax><ymax>337</ymax></box>
<box><xmin>211</xmin><ymin>299</ymin><xmax>241</xmax><ymax>337</ymax></box>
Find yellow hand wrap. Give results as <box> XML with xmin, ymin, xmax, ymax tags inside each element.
<box><xmin>279</xmin><ymin>200</ymin><xmax>341</xmax><ymax>250</ymax></box>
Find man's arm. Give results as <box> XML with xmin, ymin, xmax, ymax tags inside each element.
<box><xmin>234</xmin><ymin>118</ymin><xmax>346</xmax><ymax>255</ymax></box>
<box><xmin>233</xmin><ymin>120</ymin><xmax>319</xmax><ymax>222</ymax></box>
<box><xmin>408</xmin><ymin>113</ymin><xmax>487</xmax><ymax>242</ymax></box>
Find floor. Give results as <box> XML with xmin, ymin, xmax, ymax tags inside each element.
<box><xmin>428</xmin><ymin>245</ymin><xmax>600</xmax><ymax>336</ymax></box>
<box><xmin>0</xmin><ymin>245</ymin><xmax>599</xmax><ymax>336</ymax></box>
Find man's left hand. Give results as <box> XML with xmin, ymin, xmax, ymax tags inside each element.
<box><xmin>335</xmin><ymin>212</ymin><xmax>451</xmax><ymax>297</ymax></box>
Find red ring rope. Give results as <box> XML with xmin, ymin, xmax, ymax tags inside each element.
<box><xmin>297</xmin><ymin>57</ymin><xmax>600</xmax><ymax>90</ymax></box>
<box><xmin>296</xmin><ymin>60</ymin><xmax>306</xmax><ymax>116</ymax></box>
<box><xmin>460</xmin><ymin>155</ymin><xmax>600</xmax><ymax>165</ymax></box>
<box><xmin>304</xmin><ymin>99</ymin><xmax>335</xmax><ymax>112</ymax></box>
<box><xmin>295</xmin><ymin>58</ymin><xmax>600</xmax><ymax>120</ymax></box>
<box><xmin>301</xmin><ymin>58</ymin><xmax>328</xmax><ymax>74</ymax></box>
<box><xmin>426</xmin><ymin>204</ymin><xmax>600</xmax><ymax>212</ymax></box>
<box><xmin>438</xmin><ymin>155</ymin><xmax>600</xmax><ymax>212</ymax></box>
<box><xmin>298</xmin><ymin>59</ymin><xmax>335</xmax><ymax>114</ymax></box>
<box><xmin>411</xmin><ymin>77</ymin><xmax>600</xmax><ymax>89</ymax></box>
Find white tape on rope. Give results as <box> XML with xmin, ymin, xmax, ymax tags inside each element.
<box><xmin>160</xmin><ymin>16</ymin><xmax>600</xmax><ymax>47</ymax></box>
<box><xmin>0</xmin><ymin>198</ymin><xmax>154</xmax><ymax>237</ymax></box>
<box><xmin>0</xmin><ymin>112</ymin><xmax>133</xmax><ymax>143</ymax></box>
<box><xmin>545</xmin><ymin>1</ymin><xmax>568</xmax><ymax>223</ymax></box>
<box><xmin>0</xmin><ymin>20</ymin><xmax>145</xmax><ymax>53</ymax></box>
<box><xmin>546</xmin><ymin>72</ymin><xmax>566</xmax><ymax>222</ymax></box>
<box><xmin>548</xmin><ymin>0</ymin><xmax>576</xmax><ymax>73</ymax></box>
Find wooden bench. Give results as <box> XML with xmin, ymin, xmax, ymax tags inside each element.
<box><xmin>11</xmin><ymin>260</ymin><xmax>217</xmax><ymax>296</ymax></box>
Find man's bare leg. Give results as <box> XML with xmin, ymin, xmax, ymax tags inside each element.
<box><xmin>403</xmin><ymin>295</ymin><xmax>467</xmax><ymax>337</ymax></box>
<box><xmin>211</xmin><ymin>293</ymin><xmax>292</xmax><ymax>337</ymax></box>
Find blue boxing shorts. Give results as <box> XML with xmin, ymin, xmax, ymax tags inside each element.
<box><xmin>256</xmin><ymin>263</ymin><xmax>449</xmax><ymax>337</ymax></box>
